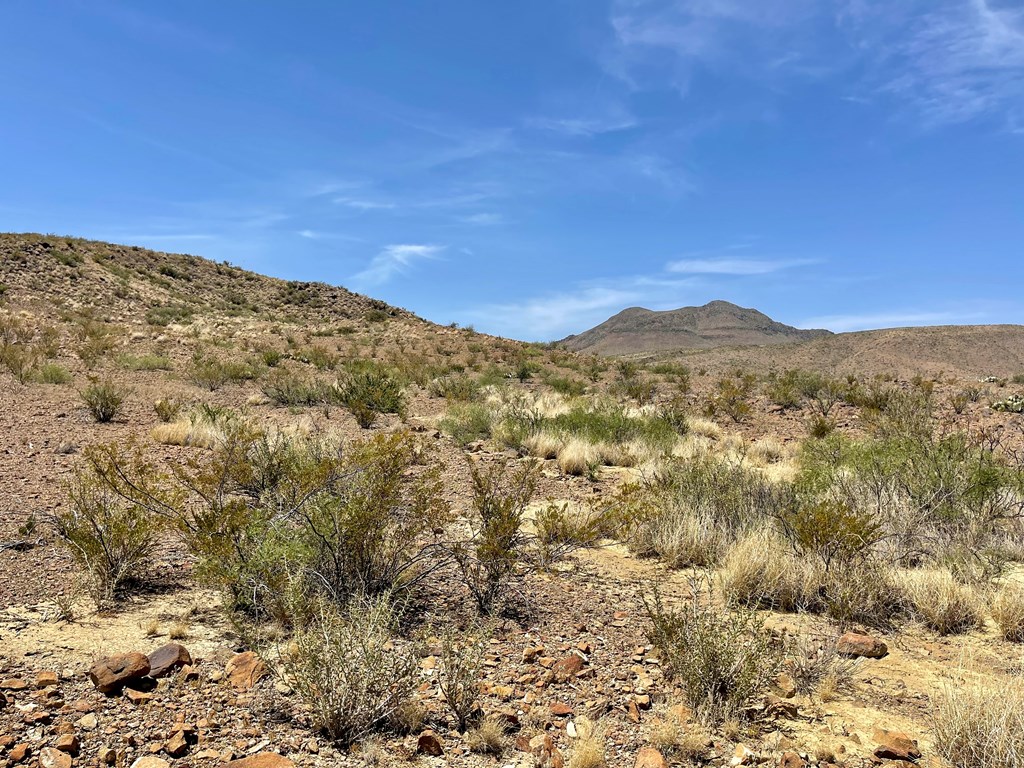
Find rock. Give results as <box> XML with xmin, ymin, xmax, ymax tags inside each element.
<box><xmin>39</xmin><ymin>747</ymin><xmax>72</xmax><ymax>768</ymax></box>
<box><xmin>549</xmin><ymin>702</ymin><xmax>574</xmax><ymax>717</ymax></box>
<box><xmin>88</xmin><ymin>653</ymin><xmax>151</xmax><ymax>694</ymax></box>
<box><xmin>163</xmin><ymin>731</ymin><xmax>189</xmax><ymax>758</ymax></box>
<box><xmin>129</xmin><ymin>758</ymin><xmax>170</xmax><ymax>768</ymax></box>
<box><xmin>873</xmin><ymin>730</ymin><xmax>921</xmax><ymax>762</ymax></box>
<box><xmin>837</xmin><ymin>632</ymin><xmax>888</xmax><ymax>659</ymax></box>
<box><xmin>731</xmin><ymin>744</ymin><xmax>757</xmax><ymax>766</ymax></box>
<box><xmin>529</xmin><ymin>734</ymin><xmax>565</xmax><ymax>768</ymax></box>
<box><xmin>125</xmin><ymin>688</ymin><xmax>154</xmax><ymax>705</ymax></box>
<box><xmin>76</xmin><ymin>714</ymin><xmax>98</xmax><ymax>730</ymax></box>
<box><xmin>227</xmin><ymin>756</ymin><xmax>295</xmax><ymax>768</ymax></box>
<box><xmin>9</xmin><ymin>744</ymin><xmax>30</xmax><ymax>763</ymax></box>
<box><xmin>224</xmin><ymin>652</ymin><xmax>268</xmax><ymax>690</ymax></box>
<box><xmin>635</xmin><ymin>747</ymin><xmax>669</xmax><ymax>768</ymax></box>
<box><xmin>780</xmin><ymin>751</ymin><xmax>806</xmax><ymax>768</ymax></box>
<box><xmin>0</xmin><ymin>691</ymin><xmax>7</xmax><ymax>708</ymax></box>
<box><xmin>55</xmin><ymin>735</ymin><xmax>80</xmax><ymax>756</ymax></box>
<box><xmin>417</xmin><ymin>731</ymin><xmax>444</xmax><ymax>757</ymax></box>
<box><xmin>147</xmin><ymin>643</ymin><xmax>192</xmax><ymax>678</ymax></box>
<box><xmin>766</xmin><ymin>694</ymin><xmax>799</xmax><ymax>719</ymax></box>
<box><xmin>774</xmin><ymin>672</ymin><xmax>797</xmax><ymax>698</ymax></box>
<box><xmin>551</xmin><ymin>654</ymin><xmax>585</xmax><ymax>683</ymax></box>
<box><xmin>0</xmin><ymin>678</ymin><xmax>28</xmax><ymax>691</ymax></box>
<box><xmin>98</xmin><ymin>748</ymin><xmax>117</xmax><ymax>765</ymax></box>
<box><xmin>36</xmin><ymin>671</ymin><xmax>60</xmax><ymax>689</ymax></box>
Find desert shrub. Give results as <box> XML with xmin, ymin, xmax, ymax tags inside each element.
<box><xmin>820</xmin><ymin>560</ymin><xmax>909</xmax><ymax>630</ymax></box>
<box><xmin>720</xmin><ymin>530</ymin><xmax>823</xmax><ymax>612</ymax></box>
<box><xmin>621</xmin><ymin>455</ymin><xmax>790</xmax><ymax>567</ymax></box>
<box><xmin>36</xmin><ymin>363</ymin><xmax>71</xmax><ymax>385</ymax></box>
<box><xmin>145</xmin><ymin>304</ymin><xmax>192</xmax><ymax>327</ymax></box>
<box><xmin>261</xmin><ymin>368</ymin><xmax>332</xmax><ymax>406</ymax></box>
<box><xmin>534</xmin><ymin>501</ymin><xmax>614</xmax><ymax>567</ymax></box>
<box><xmin>80</xmin><ymin>378</ymin><xmax>128</xmax><ymax>422</ymax></box>
<box><xmin>437</xmin><ymin>624</ymin><xmax>487</xmax><ymax>731</ymax></box>
<box><xmin>544</xmin><ymin>373</ymin><xmax>587</xmax><ymax>398</ymax></box>
<box><xmin>901</xmin><ymin>568</ymin><xmax>984</xmax><ymax>635</ymax></box>
<box><xmin>440</xmin><ymin>403</ymin><xmax>493</xmax><ymax>445</ymax></box>
<box><xmin>428</xmin><ymin>373</ymin><xmax>480</xmax><ymax>401</ymax></box>
<box><xmin>932</xmin><ymin>677</ymin><xmax>1024</xmax><ymax>768</ymax></box>
<box><xmin>806</xmin><ymin>414</ymin><xmax>835</xmax><ymax>438</ymax></box>
<box><xmin>299</xmin><ymin>433</ymin><xmax>449</xmax><ymax>600</ymax></box>
<box><xmin>453</xmin><ymin>458</ymin><xmax>538</xmax><ymax>614</ymax></box>
<box><xmin>279</xmin><ymin>597</ymin><xmax>418</xmax><ymax>745</ymax></box>
<box><xmin>644</xmin><ymin>581</ymin><xmax>784</xmax><ymax>725</ymax></box>
<box><xmin>545</xmin><ymin>403</ymin><xmax>678</xmax><ymax>453</ymax></box>
<box><xmin>153</xmin><ymin>396</ymin><xmax>183</xmax><ymax>423</ymax></box>
<box><xmin>786</xmin><ymin>635</ymin><xmax>859</xmax><ymax>699</ymax></box>
<box><xmin>52</xmin><ymin>473</ymin><xmax>162</xmax><ymax>604</ymax></box>
<box><xmin>705</xmin><ymin>375</ymin><xmax>753</xmax><ymax>422</ymax></box>
<box><xmin>991</xmin><ymin>583</ymin><xmax>1024</xmax><ymax>641</ymax></box>
<box><xmin>295</xmin><ymin>344</ymin><xmax>338</xmax><ymax>371</ymax></box>
<box><xmin>557</xmin><ymin>438</ymin><xmax>600</xmax><ymax>477</ymax></box>
<box><xmin>119</xmin><ymin>353</ymin><xmax>172</xmax><ymax>371</ymax></box>
<box><xmin>950</xmin><ymin>390</ymin><xmax>970</xmax><ymax>415</ymax></box>
<box><xmin>337</xmin><ymin>368</ymin><xmax>406</xmax><ymax>428</ymax></box>
<box><xmin>188</xmin><ymin>354</ymin><xmax>258</xmax><ymax>391</ymax></box>
<box><xmin>466</xmin><ymin>717</ymin><xmax>508</xmax><ymax>755</ymax></box>
<box><xmin>774</xmin><ymin>498</ymin><xmax>883</xmax><ymax>572</ymax></box>
<box><xmin>257</xmin><ymin>347</ymin><xmax>283</xmax><ymax>367</ymax></box>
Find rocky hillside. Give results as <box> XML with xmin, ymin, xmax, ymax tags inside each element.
<box><xmin>559</xmin><ymin>301</ymin><xmax>831</xmax><ymax>355</ymax></box>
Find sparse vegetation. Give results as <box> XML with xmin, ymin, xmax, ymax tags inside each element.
<box><xmin>80</xmin><ymin>378</ymin><xmax>128</xmax><ymax>422</ymax></box>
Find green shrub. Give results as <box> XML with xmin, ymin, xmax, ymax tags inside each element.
<box><xmin>36</xmin><ymin>363</ymin><xmax>71</xmax><ymax>385</ymax></box>
<box><xmin>262</xmin><ymin>368</ymin><xmax>332</xmax><ymax>406</ymax></box>
<box><xmin>145</xmin><ymin>304</ymin><xmax>192</xmax><ymax>326</ymax></box>
<box><xmin>644</xmin><ymin>580</ymin><xmax>784</xmax><ymax>725</ymax></box>
<box><xmin>453</xmin><ymin>458</ymin><xmax>538</xmax><ymax>614</ymax></box>
<box><xmin>119</xmin><ymin>353</ymin><xmax>172</xmax><ymax>371</ymax></box>
<box><xmin>544</xmin><ymin>373</ymin><xmax>587</xmax><ymax>397</ymax></box>
<box><xmin>440</xmin><ymin>403</ymin><xmax>493</xmax><ymax>445</ymax></box>
<box><xmin>52</xmin><ymin>473</ymin><xmax>162</xmax><ymax>604</ymax></box>
<box><xmin>337</xmin><ymin>368</ymin><xmax>406</xmax><ymax>428</ymax></box>
<box><xmin>428</xmin><ymin>373</ymin><xmax>480</xmax><ymax>401</ymax></box>
<box><xmin>81</xmin><ymin>378</ymin><xmax>128</xmax><ymax>422</ymax></box>
<box><xmin>437</xmin><ymin>623</ymin><xmax>487</xmax><ymax>731</ymax></box>
<box><xmin>153</xmin><ymin>396</ymin><xmax>183</xmax><ymax>423</ymax></box>
<box><xmin>705</xmin><ymin>375</ymin><xmax>753</xmax><ymax>422</ymax></box>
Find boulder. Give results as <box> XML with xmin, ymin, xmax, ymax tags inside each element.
<box><xmin>635</xmin><ymin>747</ymin><xmax>669</xmax><ymax>768</ymax></box>
<box><xmin>873</xmin><ymin>730</ymin><xmax>921</xmax><ymax>761</ymax></box>
<box><xmin>837</xmin><ymin>633</ymin><xmax>888</xmax><ymax>659</ymax></box>
<box><xmin>88</xmin><ymin>653</ymin><xmax>151</xmax><ymax>694</ymax></box>
<box><xmin>417</xmin><ymin>731</ymin><xmax>444</xmax><ymax>756</ymax></box>
<box><xmin>551</xmin><ymin>654</ymin><xmax>585</xmax><ymax>683</ymax></box>
<box><xmin>780</xmin><ymin>752</ymin><xmax>806</xmax><ymax>768</ymax></box>
<box><xmin>38</xmin><ymin>747</ymin><xmax>72</xmax><ymax>768</ymax></box>
<box><xmin>147</xmin><ymin>643</ymin><xmax>192</xmax><ymax>678</ymax></box>
<box><xmin>225</xmin><ymin>651</ymin><xmax>268</xmax><ymax>690</ymax></box>
<box><xmin>226</xmin><ymin>754</ymin><xmax>295</xmax><ymax>768</ymax></box>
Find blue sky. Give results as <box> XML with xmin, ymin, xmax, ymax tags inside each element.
<box><xmin>2</xmin><ymin>1</ymin><xmax>1023</xmax><ymax>340</ymax></box>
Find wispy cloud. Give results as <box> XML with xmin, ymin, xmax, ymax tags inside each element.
<box><xmin>459</xmin><ymin>212</ymin><xmax>503</xmax><ymax>226</ymax></box>
<box><xmin>666</xmin><ymin>257</ymin><xmax>816</xmax><ymax>275</ymax></box>
<box><xmin>527</xmin><ymin>114</ymin><xmax>638</xmax><ymax>137</ymax></box>
<box><xmin>802</xmin><ymin>309</ymin><xmax>990</xmax><ymax>333</ymax></box>
<box><xmin>351</xmin><ymin>244</ymin><xmax>444</xmax><ymax>288</ymax></box>
<box><xmin>334</xmin><ymin>197</ymin><xmax>397</xmax><ymax>211</ymax></box>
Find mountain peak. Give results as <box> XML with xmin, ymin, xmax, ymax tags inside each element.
<box><xmin>560</xmin><ymin>301</ymin><xmax>831</xmax><ymax>355</ymax></box>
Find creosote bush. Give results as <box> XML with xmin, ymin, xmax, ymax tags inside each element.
<box><xmin>437</xmin><ymin>623</ymin><xmax>487</xmax><ymax>731</ymax></box>
<box><xmin>51</xmin><ymin>474</ymin><xmax>163</xmax><ymax>605</ymax></box>
<box><xmin>80</xmin><ymin>378</ymin><xmax>128</xmax><ymax>422</ymax></box>
<box><xmin>644</xmin><ymin>579</ymin><xmax>784</xmax><ymax>725</ymax></box>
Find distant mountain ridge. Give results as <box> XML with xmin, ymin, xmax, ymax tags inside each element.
<box><xmin>560</xmin><ymin>300</ymin><xmax>832</xmax><ymax>355</ymax></box>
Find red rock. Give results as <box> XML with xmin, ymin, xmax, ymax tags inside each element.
<box><xmin>147</xmin><ymin>643</ymin><xmax>192</xmax><ymax>678</ymax></box>
<box><xmin>780</xmin><ymin>751</ymin><xmax>807</xmax><ymax>768</ymax></box>
<box><xmin>837</xmin><ymin>632</ymin><xmax>888</xmax><ymax>659</ymax></box>
<box><xmin>224</xmin><ymin>652</ymin><xmax>267</xmax><ymax>690</ymax></box>
<box><xmin>163</xmin><ymin>731</ymin><xmax>189</xmax><ymax>758</ymax></box>
<box><xmin>9</xmin><ymin>743</ymin><xmax>30</xmax><ymax>763</ymax></box>
<box><xmin>549</xmin><ymin>702</ymin><xmax>574</xmax><ymax>717</ymax></box>
<box><xmin>38</xmin><ymin>747</ymin><xmax>72</xmax><ymax>768</ymax></box>
<box><xmin>873</xmin><ymin>730</ymin><xmax>921</xmax><ymax>761</ymax></box>
<box><xmin>0</xmin><ymin>678</ymin><xmax>28</xmax><ymax>691</ymax></box>
<box><xmin>36</xmin><ymin>671</ymin><xmax>60</xmax><ymax>689</ymax></box>
<box><xmin>125</xmin><ymin>688</ymin><xmax>154</xmax><ymax>705</ymax></box>
<box><xmin>98</xmin><ymin>748</ymin><xmax>117</xmax><ymax>765</ymax></box>
<box><xmin>529</xmin><ymin>734</ymin><xmax>564</xmax><ymax>768</ymax></box>
<box><xmin>417</xmin><ymin>731</ymin><xmax>444</xmax><ymax>756</ymax></box>
<box><xmin>635</xmin><ymin>747</ymin><xmax>669</xmax><ymax>768</ymax></box>
<box><xmin>55</xmin><ymin>735</ymin><xmax>80</xmax><ymax>756</ymax></box>
<box><xmin>226</xmin><ymin>754</ymin><xmax>295</xmax><ymax>768</ymax></box>
<box><xmin>551</xmin><ymin>654</ymin><xmax>585</xmax><ymax>683</ymax></box>
<box><xmin>88</xmin><ymin>653</ymin><xmax>151</xmax><ymax>694</ymax></box>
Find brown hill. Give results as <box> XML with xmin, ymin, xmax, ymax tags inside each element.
<box><xmin>559</xmin><ymin>300</ymin><xmax>832</xmax><ymax>355</ymax></box>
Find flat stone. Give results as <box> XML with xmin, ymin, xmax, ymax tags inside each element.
<box><xmin>224</xmin><ymin>652</ymin><xmax>268</xmax><ymax>690</ymax></box>
<box><xmin>36</xmin><ymin>671</ymin><xmax>60</xmax><ymax>689</ymax></box>
<box><xmin>39</xmin><ymin>747</ymin><xmax>72</xmax><ymax>768</ymax></box>
<box><xmin>837</xmin><ymin>632</ymin><xmax>888</xmax><ymax>659</ymax></box>
<box><xmin>417</xmin><ymin>731</ymin><xmax>444</xmax><ymax>757</ymax></box>
<box><xmin>147</xmin><ymin>643</ymin><xmax>192</xmax><ymax>679</ymax></box>
<box><xmin>130</xmin><ymin>758</ymin><xmax>170</xmax><ymax>768</ymax></box>
<box><xmin>873</xmin><ymin>730</ymin><xmax>921</xmax><ymax>762</ymax></box>
<box><xmin>226</xmin><ymin>754</ymin><xmax>296</xmax><ymax>768</ymax></box>
<box><xmin>635</xmin><ymin>747</ymin><xmax>668</xmax><ymax>768</ymax></box>
<box><xmin>89</xmin><ymin>653</ymin><xmax>151</xmax><ymax>694</ymax></box>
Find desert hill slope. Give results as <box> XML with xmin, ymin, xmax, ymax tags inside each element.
<box><xmin>559</xmin><ymin>300</ymin><xmax>832</xmax><ymax>355</ymax></box>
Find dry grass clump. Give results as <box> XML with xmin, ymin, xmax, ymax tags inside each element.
<box><xmin>568</xmin><ymin>716</ymin><xmax>606</xmax><ymax>768</ymax></box>
<box><xmin>786</xmin><ymin>635</ymin><xmax>860</xmax><ymax>700</ymax></box>
<box><xmin>990</xmin><ymin>583</ymin><xmax>1024</xmax><ymax>641</ymax></box>
<box><xmin>933</xmin><ymin>677</ymin><xmax>1024</xmax><ymax>768</ymax></box>
<box><xmin>747</xmin><ymin>437</ymin><xmax>788</xmax><ymax>466</ymax></box>
<box><xmin>649</xmin><ymin>709</ymin><xmax>709</xmax><ymax>762</ymax></box>
<box><xmin>466</xmin><ymin>717</ymin><xmax>507</xmax><ymax>755</ymax></box>
<box><xmin>901</xmin><ymin>568</ymin><xmax>985</xmax><ymax>635</ymax></box>
<box><xmin>558</xmin><ymin>439</ymin><xmax>600</xmax><ymax>476</ymax></box>
<box><xmin>687</xmin><ymin>417</ymin><xmax>722</xmax><ymax>441</ymax></box>
<box><xmin>720</xmin><ymin>530</ymin><xmax>822</xmax><ymax>611</ymax></box>
<box><xmin>640</xmin><ymin>507</ymin><xmax>729</xmax><ymax>569</ymax></box>
<box><xmin>523</xmin><ymin>430</ymin><xmax>563</xmax><ymax>460</ymax></box>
